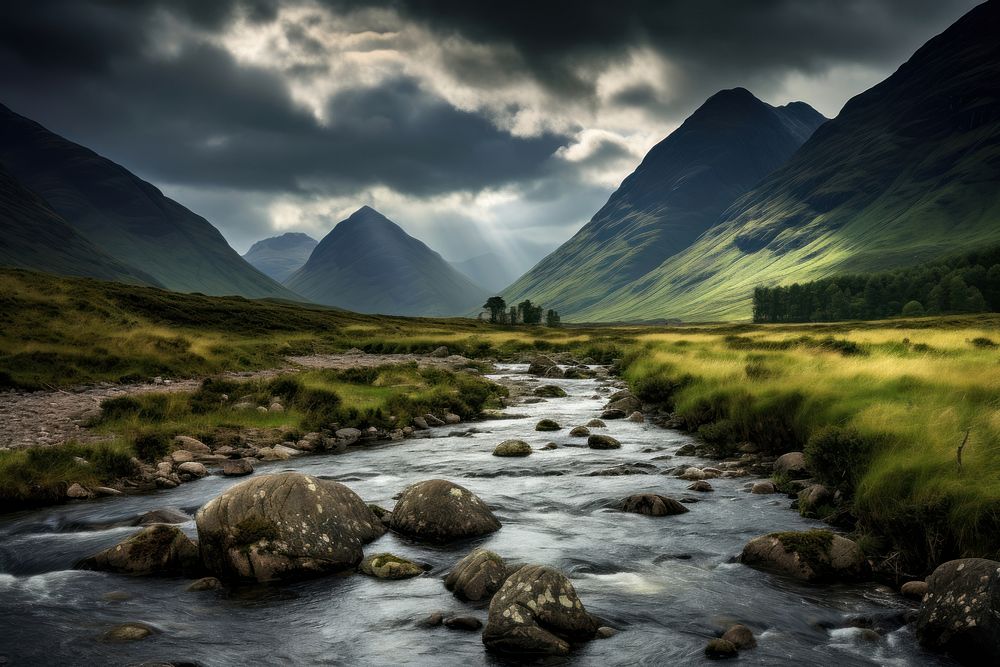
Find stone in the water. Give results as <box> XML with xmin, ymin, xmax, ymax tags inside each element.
<box><xmin>916</xmin><ymin>558</ymin><xmax>1000</xmax><ymax>663</ymax></box>
<box><xmin>424</xmin><ymin>414</ymin><xmax>446</xmax><ymax>427</ymax></box>
<box><xmin>587</xmin><ymin>434</ymin><xmax>621</xmax><ymax>449</ymax></box>
<box><xmin>66</xmin><ymin>482</ymin><xmax>91</xmax><ymax>499</ymax></box>
<box><xmin>721</xmin><ymin>624</ymin><xmax>756</xmax><ymax>649</ymax></box>
<box><xmin>675</xmin><ymin>443</ymin><xmax>697</xmax><ymax>456</ymax></box>
<box><xmin>102</xmin><ymin>590</ymin><xmax>132</xmax><ymax>602</ymax></box>
<box><xmin>618</xmin><ymin>494</ymin><xmax>689</xmax><ymax>516</ymax></box>
<box><xmin>423</xmin><ymin>612</ymin><xmax>444</xmax><ymax>627</ymax></box>
<box><xmin>359</xmin><ymin>553</ymin><xmax>425</xmax><ymax>579</ymax></box>
<box><xmin>221</xmin><ymin>458</ymin><xmax>254</xmax><ymax>476</ymax></box>
<box><xmin>482</xmin><ymin>564</ymin><xmax>599</xmax><ymax>656</ymax></box>
<box><xmin>196</xmin><ymin>472</ymin><xmax>385</xmax><ymax>582</ymax></box>
<box><xmin>773</xmin><ymin>451</ymin><xmax>809</xmax><ymax>479</ymax></box>
<box><xmin>569</xmin><ymin>426</ymin><xmax>590</xmax><ymax>437</ymax></box>
<box><xmin>587</xmin><ymin>463</ymin><xmax>655</xmax><ymax>476</ymax></box>
<box><xmin>76</xmin><ymin>524</ymin><xmax>200</xmax><ymax>576</ymax></box>
<box><xmin>627</xmin><ymin>411</ymin><xmax>644</xmax><ymax>423</ymax></box>
<box><xmin>900</xmin><ymin>580</ymin><xmax>928</xmax><ymax>600</ymax></box>
<box><xmin>541</xmin><ymin>442</ymin><xmax>558</xmax><ymax>450</ymax></box>
<box><xmin>187</xmin><ymin>576</ymin><xmax>222</xmax><ymax>592</ymax></box>
<box><xmin>493</xmin><ymin>440</ymin><xmax>532</xmax><ymax>457</ymax></box>
<box><xmin>527</xmin><ymin>355</ymin><xmax>558</xmax><ymax>376</ymax></box>
<box><xmin>596</xmin><ymin>626</ymin><xmax>617</xmax><ymax>639</ymax></box>
<box><xmin>740</xmin><ymin>530</ymin><xmax>868</xmax><ymax>583</ymax></box>
<box><xmin>138</xmin><ymin>508</ymin><xmax>190</xmax><ymax>525</ymax></box>
<box><xmin>586</xmin><ymin>419</ymin><xmax>606</xmax><ymax>428</ymax></box>
<box><xmin>601</xmin><ymin>409</ymin><xmax>626</xmax><ymax>420</ymax></box>
<box><xmin>535</xmin><ymin>419</ymin><xmax>561</xmax><ymax>431</ymax></box>
<box><xmin>687</xmin><ymin>480</ymin><xmax>714</xmax><ymax>492</ymax></box>
<box><xmin>444</xmin><ymin>548</ymin><xmax>509</xmax><ymax>602</ymax></box>
<box><xmin>102</xmin><ymin>622</ymin><xmax>156</xmax><ymax>642</ymax></box>
<box><xmin>704</xmin><ymin>638</ymin><xmax>737</xmax><ymax>659</ymax></box>
<box><xmin>750</xmin><ymin>481</ymin><xmax>776</xmax><ymax>494</ymax></box>
<box><xmin>534</xmin><ymin>385</ymin><xmax>567</xmax><ymax>398</ymax></box>
<box><xmin>389</xmin><ymin>479</ymin><xmax>501</xmax><ymax>542</ymax></box>
<box><xmin>445</xmin><ymin>616</ymin><xmax>483</xmax><ymax>631</ymax></box>
<box><xmin>679</xmin><ymin>467</ymin><xmax>706</xmax><ymax>481</ymax></box>
<box><xmin>177</xmin><ymin>461</ymin><xmax>207</xmax><ymax>478</ymax></box>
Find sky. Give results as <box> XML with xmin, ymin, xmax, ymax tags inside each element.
<box><xmin>0</xmin><ymin>0</ymin><xmax>982</xmax><ymax>271</ymax></box>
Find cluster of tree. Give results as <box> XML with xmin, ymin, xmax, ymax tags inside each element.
<box><xmin>482</xmin><ymin>297</ymin><xmax>561</xmax><ymax>326</ymax></box>
<box><xmin>752</xmin><ymin>246</ymin><xmax>1000</xmax><ymax>323</ymax></box>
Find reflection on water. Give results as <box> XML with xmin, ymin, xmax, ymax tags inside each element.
<box><xmin>0</xmin><ymin>366</ymin><xmax>952</xmax><ymax>665</ymax></box>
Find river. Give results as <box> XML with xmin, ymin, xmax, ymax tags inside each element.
<box><xmin>0</xmin><ymin>365</ymin><xmax>952</xmax><ymax>665</ymax></box>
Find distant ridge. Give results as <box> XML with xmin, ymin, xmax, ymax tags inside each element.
<box><xmin>243</xmin><ymin>232</ymin><xmax>318</xmax><ymax>283</ymax></box>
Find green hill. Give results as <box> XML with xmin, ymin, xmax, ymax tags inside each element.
<box><xmin>502</xmin><ymin>88</ymin><xmax>825</xmax><ymax>316</ymax></box>
<box><xmin>580</xmin><ymin>0</ymin><xmax>1000</xmax><ymax>322</ymax></box>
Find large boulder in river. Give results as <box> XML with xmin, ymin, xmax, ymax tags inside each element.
<box><xmin>445</xmin><ymin>548</ymin><xmax>510</xmax><ymax>601</ymax></box>
<box><xmin>195</xmin><ymin>472</ymin><xmax>385</xmax><ymax>582</ymax></box>
<box><xmin>389</xmin><ymin>479</ymin><xmax>500</xmax><ymax>542</ymax></box>
<box><xmin>916</xmin><ymin>558</ymin><xmax>1000</xmax><ymax>664</ymax></box>
<box><xmin>76</xmin><ymin>524</ymin><xmax>200</xmax><ymax>576</ymax></box>
<box><xmin>605</xmin><ymin>395</ymin><xmax>641</xmax><ymax>414</ymax></box>
<box><xmin>588</xmin><ymin>434</ymin><xmax>621</xmax><ymax>449</ymax></box>
<box><xmin>527</xmin><ymin>355</ymin><xmax>558</xmax><ymax>376</ymax></box>
<box><xmin>359</xmin><ymin>553</ymin><xmax>425</xmax><ymax>580</ymax></box>
<box><xmin>618</xmin><ymin>494</ymin><xmax>689</xmax><ymax>516</ymax></box>
<box><xmin>773</xmin><ymin>452</ymin><xmax>809</xmax><ymax>479</ymax></box>
<box><xmin>740</xmin><ymin>530</ymin><xmax>868</xmax><ymax>583</ymax></box>
<box><xmin>534</xmin><ymin>385</ymin><xmax>567</xmax><ymax>398</ymax></box>
<box><xmin>493</xmin><ymin>440</ymin><xmax>531</xmax><ymax>457</ymax></box>
<box><xmin>482</xmin><ymin>564</ymin><xmax>599</xmax><ymax>656</ymax></box>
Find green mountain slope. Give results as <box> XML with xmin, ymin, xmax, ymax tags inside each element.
<box><xmin>502</xmin><ymin>88</ymin><xmax>825</xmax><ymax>316</ymax></box>
<box><xmin>0</xmin><ymin>165</ymin><xmax>159</xmax><ymax>286</ymax></box>
<box><xmin>285</xmin><ymin>206</ymin><xmax>489</xmax><ymax>316</ymax></box>
<box><xmin>583</xmin><ymin>0</ymin><xmax>1000</xmax><ymax>322</ymax></box>
<box><xmin>0</xmin><ymin>103</ymin><xmax>301</xmax><ymax>300</ymax></box>
<box><xmin>243</xmin><ymin>232</ymin><xmax>318</xmax><ymax>282</ymax></box>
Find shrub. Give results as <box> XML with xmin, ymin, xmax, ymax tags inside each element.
<box><xmin>632</xmin><ymin>373</ymin><xmax>690</xmax><ymax>406</ymax></box>
<box><xmin>190</xmin><ymin>378</ymin><xmax>241</xmax><ymax>414</ymax></box>
<box><xmin>970</xmin><ymin>336</ymin><xmax>997</xmax><ymax>348</ymax></box>
<box><xmin>132</xmin><ymin>432</ymin><xmax>170</xmax><ymax>462</ymax></box>
<box><xmin>901</xmin><ymin>300</ymin><xmax>925</xmax><ymax>317</ymax></box>
<box><xmin>804</xmin><ymin>426</ymin><xmax>876</xmax><ymax>495</ymax></box>
<box><xmin>98</xmin><ymin>396</ymin><xmax>143</xmax><ymax>421</ymax></box>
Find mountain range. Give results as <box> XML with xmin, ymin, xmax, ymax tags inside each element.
<box><xmin>284</xmin><ymin>206</ymin><xmax>489</xmax><ymax>316</ymax></box>
<box><xmin>243</xmin><ymin>233</ymin><xmax>318</xmax><ymax>283</ymax></box>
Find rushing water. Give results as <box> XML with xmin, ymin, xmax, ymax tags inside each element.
<box><xmin>0</xmin><ymin>365</ymin><xmax>953</xmax><ymax>666</ymax></box>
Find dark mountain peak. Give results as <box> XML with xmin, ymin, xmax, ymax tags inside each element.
<box><xmin>246</xmin><ymin>232</ymin><xmax>316</xmax><ymax>254</ymax></box>
<box><xmin>243</xmin><ymin>232</ymin><xmax>318</xmax><ymax>282</ymax></box>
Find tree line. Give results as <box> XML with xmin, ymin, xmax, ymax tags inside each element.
<box><xmin>752</xmin><ymin>246</ymin><xmax>1000</xmax><ymax>323</ymax></box>
<box><xmin>482</xmin><ymin>296</ymin><xmax>560</xmax><ymax>326</ymax></box>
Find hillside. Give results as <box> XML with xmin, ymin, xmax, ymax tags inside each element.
<box><xmin>582</xmin><ymin>0</ymin><xmax>1000</xmax><ymax>322</ymax></box>
<box><xmin>284</xmin><ymin>206</ymin><xmax>489</xmax><ymax>316</ymax></box>
<box><xmin>243</xmin><ymin>232</ymin><xmax>318</xmax><ymax>282</ymax></box>
<box><xmin>450</xmin><ymin>252</ymin><xmax>523</xmax><ymax>293</ymax></box>
<box><xmin>0</xmin><ymin>103</ymin><xmax>300</xmax><ymax>300</ymax></box>
<box><xmin>502</xmin><ymin>88</ymin><xmax>826</xmax><ymax>316</ymax></box>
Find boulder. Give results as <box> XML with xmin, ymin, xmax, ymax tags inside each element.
<box><xmin>424</xmin><ymin>414</ymin><xmax>446</xmax><ymax>427</ymax></box>
<box><xmin>900</xmin><ymin>580</ymin><xmax>928</xmax><ymax>600</ymax></box>
<box><xmin>173</xmin><ymin>436</ymin><xmax>210</xmax><ymax>454</ymax></box>
<box><xmin>586</xmin><ymin>419</ymin><xmax>606</xmax><ymax>428</ymax></box>
<box><xmin>221</xmin><ymin>459</ymin><xmax>254</xmax><ymax>476</ymax></box>
<box><xmin>444</xmin><ymin>413</ymin><xmax>461</xmax><ymax>424</ymax></box>
<box><xmin>359</xmin><ymin>553</ymin><xmax>425</xmax><ymax>580</ymax></box>
<box><xmin>916</xmin><ymin>558</ymin><xmax>1000</xmax><ymax>663</ymax></box>
<box><xmin>535</xmin><ymin>419</ymin><xmax>561</xmax><ymax>431</ymax></box>
<box><xmin>76</xmin><ymin>525</ymin><xmax>200</xmax><ymax>576</ymax></box>
<box><xmin>196</xmin><ymin>472</ymin><xmax>385</xmax><ymax>582</ymax></box>
<box><xmin>773</xmin><ymin>451</ymin><xmax>809</xmax><ymax>479</ymax></box>
<box><xmin>527</xmin><ymin>355</ymin><xmax>558</xmax><ymax>376</ymax></box>
<box><xmin>627</xmin><ymin>411</ymin><xmax>644</xmax><ymax>423</ymax></box>
<box><xmin>187</xmin><ymin>576</ymin><xmax>222</xmax><ymax>592</ymax></box>
<box><xmin>687</xmin><ymin>481</ymin><xmax>714</xmax><ymax>492</ymax></box>
<box><xmin>534</xmin><ymin>385</ymin><xmax>568</xmax><ymax>398</ymax></box>
<box><xmin>430</xmin><ymin>346</ymin><xmax>450</xmax><ymax>357</ymax></box>
<box><xmin>138</xmin><ymin>508</ymin><xmax>190</xmax><ymax>525</ymax></box>
<box><xmin>412</xmin><ymin>416</ymin><xmax>430</xmax><ymax>430</ymax></box>
<box><xmin>482</xmin><ymin>565</ymin><xmax>599</xmax><ymax>656</ymax></box>
<box><xmin>675</xmin><ymin>443</ymin><xmax>697</xmax><ymax>456</ymax></box>
<box><xmin>335</xmin><ymin>427</ymin><xmax>362</xmax><ymax>444</ymax></box>
<box><xmin>568</xmin><ymin>426</ymin><xmax>590</xmax><ymax>437</ymax></box>
<box><xmin>541</xmin><ymin>443</ymin><xmax>558</xmax><ymax>450</ymax></box>
<box><xmin>740</xmin><ymin>530</ymin><xmax>869</xmax><ymax>583</ymax></box>
<box><xmin>722</xmin><ymin>624</ymin><xmax>756</xmax><ymax>649</ymax></box>
<box><xmin>170</xmin><ymin>450</ymin><xmax>195</xmax><ymax>464</ymax></box>
<box><xmin>389</xmin><ymin>479</ymin><xmax>501</xmax><ymax>542</ymax></box>
<box><xmin>605</xmin><ymin>396</ymin><xmax>641</xmax><ymax>414</ymax></box>
<box><xmin>704</xmin><ymin>638</ymin><xmax>737</xmax><ymax>659</ymax></box>
<box><xmin>101</xmin><ymin>622</ymin><xmax>157</xmax><ymax>642</ymax></box>
<box><xmin>798</xmin><ymin>484</ymin><xmax>833</xmax><ymax>513</ymax></box>
<box><xmin>750</xmin><ymin>481</ymin><xmax>776</xmax><ymax>494</ymax></box>
<box><xmin>679</xmin><ymin>467</ymin><xmax>707</xmax><ymax>481</ymax></box>
<box><xmin>493</xmin><ymin>440</ymin><xmax>532</xmax><ymax>457</ymax></box>
<box><xmin>177</xmin><ymin>461</ymin><xmax>207</xmax><ymax>478</ymax></box>
<box><xmin>619</xmin><ymin>494</ymin><xmax>689</xmax><ymax>516</ymax></box>
<box><xmin>601</xmin><ymin>409</ymin><xmax>626</xmax><ymax>420</ymax></box>
<box><xmin>445</xmin><ymin>616</ymin><xmax>483</xmax><ymax>631</ymax></box>
<box><xmin>444</xmin><ymin>548</ymin><xmax>509</xmax><ymax>602</ymax></box>
<box><xmin>587</xmin><ymin>435</ymin><xmax>621</xmax><ymax>450</ymax></box>
<box><xmin>66</xmin><ymin>483</ymin><xmax>91</xmax><ymax>499</ymax></box>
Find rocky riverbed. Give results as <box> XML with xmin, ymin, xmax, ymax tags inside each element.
<box><xmin>0</xmin><ymin>364</ymin><xmax>961</xmax><ymax>665</ymax></box>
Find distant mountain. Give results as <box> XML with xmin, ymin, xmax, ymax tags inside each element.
<box><xmin>502</xmin><ymin>88</ymin><xmax>826</xmax><ymax>318</ymax></box>
<box><xmin>450</xmin><ymin>253</ymin><xmax>524</xmax><ymax>293</ymax></box>
<box><xmin>243</xmin><ymin>232</ymin><xmax>318</xmax><ymax>282</ymax></box>
<box><xmin>581</xmin><ymin>1</ymin><xmax>1000</xmax><ymax>322</ymax></box>
<box><xmin>0</xmin><ymin>165</ymin><xmax>159</xmax><ymax>285</ymax></box>
<box><xmin>0</xmin><ymin>103</ymin><xmax>300</xmax><ymax>300</ymax></box>
<box><xmin>285</xmin><ymin>206</ymin><xmax>489</xmax><ymax>316</ymax></box>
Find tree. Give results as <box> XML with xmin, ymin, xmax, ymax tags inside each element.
<box><xmin>482</xmin><ymin>296</ymin><xmax>506</xmax><ymax>324</ymax></box>
<box><xmin>545</xmin><ymin>309</ymin><xmax>561</xmax><ymax>327</ymax></box>
<box><xmin>517</xmin><ymin>299</ymin><xmax>543</xmax><ymax>325</ymax></box>
<box><xmin>901</xmin><ymin>300</ymin><xmax>925</xmax><ymax>317</ymax></box>
<box><xmin>508</xmin><ymin>306</ymin><xmax>518</xmax><ymax>325</ymax></box>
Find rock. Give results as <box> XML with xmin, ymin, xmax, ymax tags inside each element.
<box><xmin>601</xmin><ymin>409</ymin><xmax>626</xmax><ymax>420</ymax></box>
<box><xmin>389</xmin><ymin>479</ymin><xmax>501</xmax><ymax>542</ymax></box>
<box><xmin>93</xmin><ymin>486</ymin><xmax>123</xmax><ymax>497</ymax></box>
<box><xmin>605</xmin><ymin>396</ymin><xmax>641</xmax><ymax>414</ymax></box>
<box><xmin>916</xmin><ymin>558</ymin><xmax>1000</xmax><ymax>663</ymax></box>
<box><xmin>569</xmin><ymin>426</ymin><xmax>590</xmax><ymax>437</ymax></box>
<box><xmin>76</xmin><ymin>525</ymin><xmax>200</xmax><ymax>576</ymax></box>
<box><xmin>704</xmin><ymin>638</ymin><xmax>737</xmax><ymax>659</ymax></box>
<box><xmin>445</xmin><ymin>616</ymin><xmax>482</xmax><ymax>631</ymax></box>
<box><xmin>269</xmin><ymin>402</ymin><xmax>284</xmax><ymax>413</ymax></box>
<box><xmin>221</xmin><ymin>459</ymin><xmax>254</xmax><ymax>476</ymax></box>
<box><xmin>596</xmin><ymin>626</ymin><xmax>617</xmax><ymax>639</ymax></box>
<box><xmin>687</xmin><ymin>481</ymin><xmax>714</xmax><ymax>492</ymax></box>
<box><xmin>773</xmin><ymin>451</ymin><xmax>809</xmax><ymax>479</ymax></box>
<box><xmin>424</xmin><ymin>414</ymin><xmax>446</xmax><ymax>427</ymax></box>
<box><xmin>751</xmin><ymin>481</ymin><xmax>776</xmax><ymax>494</ymax></box>
<box><xmin>102</xmin><ymin>622</ymin><xmax>156</xmax><ymax>642</ymax></box>
<box><xmin>493</xmin><ymin>440</ymin><xmax>532</xmax><ymax>457</ymax></box>
<box><xmin>102</xmin><ymin>590</ymin><xmax>132</xmax><ymax>602</ymax></box>
<box><xmin>535</xmin><ymin>419</ymin><xmax>561</xmax><ymax>431</ymax></box>
<box><xmin>586</xmin><ymin>463</ymin><xmax>656</xmax><ymax>476</ymax></box>
<box><xmin>527</xmin><ymin>355</ymin><xmax>558</xmax><ymax>376</ymax></box>
<box><xmin>196</xmin><ymin>472</ymin><xmax>385</xmax><ymax>582</ymax></box>
<box><xmin>534</xmin><ymin>385</ymin><xmax>568</xmax><ymax>398</ymax></box>
<box><xmin>679</xmin><ymin>467</ymin><xmax>706</xmax><ymax>481</ymax></box>
<box><xmin>177</xmin><ymin>461</ymin><xmax>207</xmax><ymax>478</ymax></box>
<box><xmin>430</xmin><ymin>346</ymin><xmax>450</xmax><ymax>357</ymax></box>
<box><xmin>627</xmin><ymin>411</ymin><xmax>644</xmax><ymax>423</ymax></box>
<box><xmin>154</xmin><ymin>477</ymin><xmax>179</xmax><ymax>489</ymax></box>
<box><xmin>138</xmin><ymin>508</ymin><xmax>190</xmax><ymax>525</ymax></box>
<box><xmin>444</xmin><ymin>548</ymin><xmax>509</xmax><ymax>602</ymax></box>
<box><xmin>256</xmin><ymin>406</ymin><xmax>268</xmax><ymax>414</ymax></box>
<box><xmin>587</xmin><ymin>435</ymin><xmax>621</xmax><ymax>449</ymax></box>
<box><xmin>798</xmin><ymin>484</ymin><xmax>833</xmax><ymax>513</ymax></box>
<box><xmin>740</xmin><ymin>530</ymin><xmax>869</xmax><ymax>583</ymax></box>
<box><xmin>721</xmin><ymin>624</ymin><xmax>756</xmax><ymax>649</ymax></box>
<box><xmin>541</xmin><ymin>442</ymin><xmax>558</xmax><ymax>450</ymax></box>
<box><xmin>66</xmin><ymin>483</ymin><xmax>91</xmax><ymax>499</ymax></box>
<box><xmin>187</xmin><ymin>576</ymin><xmax>222</xmax><ymax>592</ymax></box>
<box><xmin>423</xmin><ymin>612</ymin><xmax>444</xmax><ymax>627</ymax></box>
<box><xmin>482</xmin><ymin>564</ymin><xmax>599</xmax><ymax>656</ymax></box>
<box><xmin>155</xmin><ymin>461</ymin><xmax>174</xmax><ymax>476</ymax></box>
<box><xmin>618</xmin><ymin>494</ymin><xmax>689</xmax><ymax>516</ymax></box>
<box><xmin>675</xmin><ymin>443</ymin><xmax>697</xmax><ymax>456</ymax></box>
<box><xmin>173</xmin><ymin>436</ymin><xmax>210</xmax><ymax>454</ymax></box>
<box><xmin>412</xmin><ymin>416</ymin><xmax>430</xmax><ymax>430</ymax></box>
<box><xmin>444</xmin><ymin>413</ymin><xmax>461</xmax><ymax>424</ymax></box>
<box><xmin>170</xmin><ymin>450</ymin><xmax>195</xmax><ymax>464</ymax></box>
<box><xmin>586</xmin><ymin>419</ymin><xmax>606</xmax><ymax>428</ymax></box>
<box><xmin>359</xmin><ymin>553</ymin><xmax>425</xmax><ymax>579</ymax></box>
<box><xmin>900</xmin><ymin>580</ymin><xmax>928</xmax><ymax>600</ymax></box>
<box><xmin>335</xmin><ymin>427</ymin><xmax>362</xmax><ymax>444</ymax></box>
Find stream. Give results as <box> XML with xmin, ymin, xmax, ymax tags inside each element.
<box><xmin>0</xmin><ymin>365</ymin><xmax>953</xmax><ymax>666</ymax></box>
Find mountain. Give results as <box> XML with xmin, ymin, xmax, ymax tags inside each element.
<box><xmin>284</xmin><ymin>206</ymin><xmax>489</xmax><ymax>316</ymax></box>
<box><xmin>450</xmin><ymin>253</ymin><xmax>524</xmax><ymax>293</ymax></box>
<box><xmin>579</xmin><ymin>1</ymin><xmax>1000</xmax><ymax>322</ymax></box>
<box><xmin>502</xmin><ymin>88</ymin><xmax>826</xmax><ymax>317</ymax></box>
<box><xmin>243</xmin><ymin>232</ymin><xmax>318</xmax><ymax>282</ymax></box>
<box><xmin>0</xmin><ymin>165</ymin><xmax>159</xmax><ymax>285</ymax></box>
<box><xmin>0</xmin><ymin>103</ymin><xmax>300</xmax><ymax>300</ymax></box>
